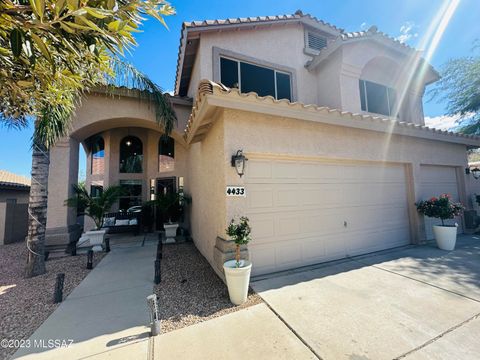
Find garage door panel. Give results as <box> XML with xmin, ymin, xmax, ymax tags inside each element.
<box><xmin>345</xmin><ymin>227</ymin><xmax>410</xmax><ymax>256</ymax></box>
<box><xmin>275</xmin><ymin>188</ymin><xmax>300</xmax><ymax>207</ymax></box>
<box><xmin>275</xmin><ymin>242</ymin><xmax>303</xmax><ymax>266</ymax></box>
<box><xmin>249</xmin><ymin>244</ymin><xmax>276</xmax><ymax>275</ymax></box>
<box><xmin>343</xmin><ymin>183</ymin><xmax>406</xmax><ymax>206</ymax></box>
<box><xmin>248</xmin><ymin>186</ymin><xmax>274</xmax><ymax>209</ymax></box>
<box><xmin>301</xmin><ymin>211</ymin><xmax>345</xmax><ymax>235</ymax></box>
<box><xmin>302</xmin><ymin>238</ymin><xmax>327</xmax><ymax>261</ymax></box>
<box><xmin>250</xmin><ymin>209</ymin><xmax>346</xmax><ymax>244</ymax></box>
<box><xmin>420</xmin><ymin>165</ymin><xmax>463</xmax><ymax>240</ymax></box>
<box><xmin>248</xmin><ymin>160</ymin><xmax>272</xmax><ymax>180</ymax></box>
<box><xmin>298</xmin><ymin>163</ymin><xmax>342</xmax><ymax>181</ymax></box>
<box><xmin>277</xmin><ymin>216</ymin><xmax>301</xmax><ymax>236</ymax></box>
<box><xmin>247</xmin><ymin>159</ymin><xmax>411</xmax><ymax>276</ymax></box>
<box><xmin>249</xmin><ymin>216</ymin><xmax>275</xmax><ymax>240</ymax></box>
<box><xmin>272</xmin><ymin>162</ymin><xmax>299</xmax><ymax>179</ymax></box>
<box><xmin>298</xmin><ymin>185</ymin><xmax>343</xmax><ymax>207</ymax></box>
<box><xmin>346</xmin><ymin>205</ymin><xmax>409</xmax><ymax>231</ymax></box>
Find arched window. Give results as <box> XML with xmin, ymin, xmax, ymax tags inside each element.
<box><xmin>159</xmin><ymin>136</ymin><xmax>175</xmax><ymax>172</ymax></box>
<box><xmin>91</xmin><ymin>136</ymin><xmax>104</xmax><ymax>175</ymax></box>
<box><xmin>120</xmin><ymin>136</ymin><xmax>143</xmax><ymax>173</ymax></box>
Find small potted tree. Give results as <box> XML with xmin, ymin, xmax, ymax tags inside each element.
<box><xmin>223</xmin><ymin>216</ymin><xmax>252</xmax><ymax>305</ymax></box>
<box><xmin>416</xmin><ymin>194</ymin><xmax>464</xmax><ymax>250</ymax></box>
<box><xmin>147</xmin><ymin>191</ymin><xmax>191</xmax><ymax>243</ymax></box>
<box><xmin>66</xmin><ymin>184</ymin><xmax>124</xmax><ymax>251</ymax></box>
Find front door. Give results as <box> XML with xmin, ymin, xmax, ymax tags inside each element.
<box><xmin>156</xmin><ymin>177</ymin><xmax>176</xmax><ymax>230</ymax></box>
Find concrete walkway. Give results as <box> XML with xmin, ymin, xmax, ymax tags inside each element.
<box><xmin>14</xmin><ymin>237</ymin><xmax>157</xmax><ymax>360</ymax></box>
<box><xmin>13</xmin><ymin>235</ymin><xmax>480</xmax><ymax>359</ymax></box>
<box><xmin>154</xmin><ymin>304</ymin><xmax>316</xmax><ymax>359</ymax></box>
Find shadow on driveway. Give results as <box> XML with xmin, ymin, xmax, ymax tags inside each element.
<box><xmin>251</xmin><ymin>235</ymin><xmax>480</xmax><ymax>360</ymax></box>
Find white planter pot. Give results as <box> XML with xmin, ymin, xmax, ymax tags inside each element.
<box><xmin>433</xmin><ymin>225</ymin><xmax>457</xmax><ymax>251</ymax></box>
<box><xmin>223</xmin><ymin>260</ymin><xmax>252</xmax><ymax>305</ymax></box>
<box><xmin>85</xmin><ymin>230</ymin><xmax>106</xmax><ymax>252</ymax></box>
<box><xmin>164</xmin><ymin>223</ymin><xmax>179</xmax><ymax>244</ymax></box>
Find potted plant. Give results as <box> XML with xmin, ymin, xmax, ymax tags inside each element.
<box><xmin>66</xmin><ymin>184</ymin><xmax>124</xmax><ymax>251</ymax></box>
<box><xmin>223</xmin><ymin>216</ymin><xmax>252</xmax><ymax>305</ymax></box>
<box><xmin>147</xmin><ymin>191</ymin><xmax>191</xmax><ymax>243</ymax></box>
<box><xmin>416</xmin><ymin>194</ymin><xmax>464</xmax><ymax>250</ymax></box>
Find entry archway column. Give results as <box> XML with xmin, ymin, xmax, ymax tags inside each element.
<box><xmin>45</xmin><ymin>137</ymin><xmax>81</xmax><ymax>247</ymax></box>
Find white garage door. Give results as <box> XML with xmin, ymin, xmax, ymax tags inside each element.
<box><xmin>246</xmin><ymin>158</ymin><xmax>411</xmax><ymax>275</ymax></box>
<box><xmin>419</xmin><ymin>165</ymin><xmax>463</xmax><ymax>240</ymax></box>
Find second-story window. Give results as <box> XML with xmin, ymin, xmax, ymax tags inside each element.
<box><xmin>159</xmin><ymin>136</ymin><xmax>175</xmax><ymax>173</ymax></box>
<box><xmin>120</xmin><ymin>136</ymin><xmax>143</xmax><ymax>173</ymax></box>
<box><xmin>91</xmin><ymin>136</ymin><xmax>104</xmax><ymax>175</ymax></box>
<box><xmin>220</xmin><ymin>57</ymin><xmax>292</xmax><ymax>101</ymax></box>
<box><xmin>359</xmin><ymin>80</ymin><xmax>396</xmax><ymax>117</ymax></box>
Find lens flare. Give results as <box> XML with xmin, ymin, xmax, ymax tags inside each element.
<box><xmin>380</xmin><ymin>0</ymin><xmax>461</xmax><ymax>163</ymax></box>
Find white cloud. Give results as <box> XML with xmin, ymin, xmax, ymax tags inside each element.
<box><xmin>166</xmin><ymin>90</ymin><xmax>174</xmax><ymax>96</ymax></box>
<box><xmin>424</xmin><ymin>114</ymin><xmax>466</xmax><ymax>131</ymax></box>
<box><xmin>360</xmin><ymin>22</ymin><xmax>369</xmax><ymax>31</ymax></box>
<box><xmin>395</xmin><ymin>21</ymin><xmax>419</xmax><ymax>43</ymax></box>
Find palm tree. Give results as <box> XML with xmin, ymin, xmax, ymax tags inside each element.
<box><xmin>0</xmin><ymin>1</ymin><xmax>178</xmax><ymax>277</ymax></box>
<box><xmin>25</xmin><ymin>64</ymin><xmax>177</xmax><ymax>277</ymax></box>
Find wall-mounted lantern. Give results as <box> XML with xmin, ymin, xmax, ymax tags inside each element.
<box><xmin>150</xmin><ymin>178</ymin><xmax>156</xmax><ymax>201</ymax></box>
<box><xmin>231</xmin><ymin>150</ymin><xmax>248</xmax><ymax>177</ymax></box>
<box><xmin>472</xmin><ymin>168</ymin><xmax>480</xmax><ymax>180</ymax></box>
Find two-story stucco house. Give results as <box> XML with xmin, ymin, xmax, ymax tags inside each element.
<box><xmin>44</xmin><ymin>11</ymin><xmax>480</xmax><ymax>278</ymax></box>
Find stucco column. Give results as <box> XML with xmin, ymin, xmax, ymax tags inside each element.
<box><xmin>45</xmin><ymin>137</ymin><xmax>81</xmax><ymax>247</ymax></box>
<box><xmin>410</xmin><ymin>163</ymin><xmax>427</xmax><ymax>244</ymax></box>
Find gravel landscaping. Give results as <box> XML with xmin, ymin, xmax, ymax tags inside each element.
<box><xmin>0</xmin><ymin>242</ymin><xmax>105</xmax><ymax>360</ymax></box>
<box><xmin>155</xmin><ymin>242</ymin><xmax>262</xmax><ymax>333</ymax></box>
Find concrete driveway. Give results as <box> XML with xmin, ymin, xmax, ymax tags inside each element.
<box><xmin>251</xmin><ymin>235</ymin><xmax>480</xmax><ymax>360</ymax></box>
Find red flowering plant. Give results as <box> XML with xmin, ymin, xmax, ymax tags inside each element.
<box><xmin>416</xmin><ymin>194</ymin><xmax>464</xmax><ymax>226</ymax></box>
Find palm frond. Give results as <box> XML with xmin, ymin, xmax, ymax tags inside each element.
<box><xmin>108</xmin><ymin>58</ymin><xmax>177</xmax><ymax>135</ymax></box>
<box><xmin>33</xmin><ymin>104</ymin><xmax>75</xmax><ymax>148</ymax></box>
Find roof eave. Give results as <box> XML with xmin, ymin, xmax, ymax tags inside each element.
<box><xmin>175</xmin><ymin>14</ymin><xmax>343</xmax><ymax>96</ymax></box>
<box><xmin>185</xmin><ymin>80</ymin><xmax>480</xmax><ymax>148</ymax></box>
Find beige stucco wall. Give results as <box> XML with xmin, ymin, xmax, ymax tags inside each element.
<box><xmin>318</xmin><ymin>41</ymin><xmax>427</xmax><ymax>125</ymax></box>
<box><xmin>186</xmin><ymin>25</ymin><xmax>431</xmax><ymax>126</ymax></box>
<box><xmin>186</xmin><ymin>115</ymin><xmax>227</xmax><ymax>266</ymax></box>
<box><xmin>189</xmin><ymin>108</ymin><xmax>470</xmax><ymax>254</ymax></box>
<box><xmin>69</xmin><ymin>92</ymin><xmax>191</xmax><ymax>142</ymax></box>
<box><xmin>188</xmin><ymin>24</ymin><xmax>318</xmax><ymax>105</ymax></box>
<box><xmin>316</xmin><ymin>49</ymin><xmax>342</xmax><ymax>109</ymax></box>
<box><xmin>46</xmin><ymin>137</ymin><xmax>79</xmax><ymax>231</ymax></box>
<box><xmin>45</xmin><ymin>92</ymin><xmax>193</xmax><ymax>244</ymax></box>
<box><xmin>0</xmin><ymin>189</ymin><xmax>29</xmax><ymax>203</ymax></box>
<box><xmin>84</xmin><ymin>127</ymin><xmax>188</xmax><ymax>213</ymax></box>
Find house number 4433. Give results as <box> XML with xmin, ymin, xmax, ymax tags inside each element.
<box><xmin>226</xmin><ymin>186</ymin><xmax>246</xmax><ymax>197</ymax></box>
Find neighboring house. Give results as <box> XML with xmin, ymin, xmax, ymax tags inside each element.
<box><xmin>44</xmin><ymin>11</ymin><xmax>480</xmax><ymax>278</ymax></box>
<box><xmin>0</xmin><ymin>170</ymin><xmax>30</xmax><ymax>245</ymax></box>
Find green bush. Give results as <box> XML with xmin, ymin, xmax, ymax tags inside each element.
<box><xmin>416</xmin><ymin>194</ymin><xmax>464</xmax><ymax>226</ymax></box>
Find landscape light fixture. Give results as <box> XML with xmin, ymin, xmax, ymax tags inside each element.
<box><xmin>231</xmin><ymin>150</ymin><xmax>248</xmax><ymax>177</ymax></box>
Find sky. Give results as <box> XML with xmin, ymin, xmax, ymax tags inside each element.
<box><xmin>1</xmin><ymin>0</ymin><xmax>479</xmax><ymax>178</ymax></box>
